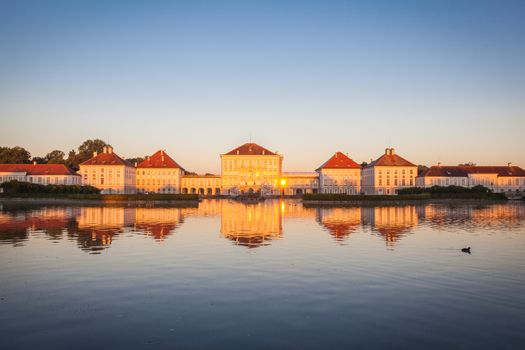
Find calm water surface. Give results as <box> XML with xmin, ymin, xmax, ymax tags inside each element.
<box><xmin>1</xmin><ymin>200</ymin><xmax>524</xmax><ymax>349</ymax></box>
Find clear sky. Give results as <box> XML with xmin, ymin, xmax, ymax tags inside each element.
<box><xmin>1</xmin><ymin>0</ymin><xmax>524</xmax><ymax>173</ymax></box>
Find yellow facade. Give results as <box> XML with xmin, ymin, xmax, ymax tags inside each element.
<box><xmin>318</xmin><ymin>168</ymin><xmax>361</xmax><ymax>194</ymax></box>
<box><xmin>181</xmin><ymin>175</ymin><xmax>222</xmax><ymax>195</ymax></box>
<box><xmin>220</xmin><ymin>145</ymin><xmax>283</xmax><ymax>195</ymax></box>
<box><xmin>280</xmin><ymin>172</ymin><xmax>319</xmax><ymax>195</ymax></box>
<box><xmin>136</xmin><ymin>168</ymin><xmax>182</xmax><ymax>194</ymax></box>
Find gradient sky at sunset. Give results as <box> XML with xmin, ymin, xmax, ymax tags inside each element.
<box><xmin>1</xmin><ymin>0</ymin><xmax>524</xmax><ymax>173</ymax></box>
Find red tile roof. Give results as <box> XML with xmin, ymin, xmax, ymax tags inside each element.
<box><xmin>137</xmin><ymin>150</ymin><xmax>183</xmax><ymax>169</ymax></box>
<box><xmin>422</xmin><ymin>165</ymin><xmax>525</xmax><ymax>177</ymax></box>
<box><xmin>317</xmin><ymin>152</ymin><xmax>361</xmax><ymax>170</ymax></box>
<box><xmin>224</xmin><ymin>143</ymin><xmax>276</xmax><ymax>156</ymax></box>
<box><xmin>80</xmin><ymin>150</ymin><xmax>133</xmax><ymax>167</ymax></box>
<box><xmin>367</xmin><ymin>149</ymin><xmax>416</xmax><ymax>167</ymax></box>
<box><xmin>0</xmin><ymin>164</ymin><xmax>79</xmax><ymax>176</ymax></box>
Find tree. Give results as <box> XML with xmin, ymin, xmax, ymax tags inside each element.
<box><xmin>31</xmin><ymin>157</ymin><xmax>47</xmax><ymax>164</ymax></box>
<box><xmin>0</xmin><ymin>146</ymin><xmax>31</xmax><ymax>163</ymax></box>
<box><xmin>66</xmin><ymin>139</ymin><xmax>111</xmax><ymax>170</ymax></box>
<box><xmin>360</xmin><ymin>161</ymin><xmax>368</xmax><ymax>168</ymax></box>
<box><xmin>78</xmin><ymin>139</ymin><xmax>110</xmax><ymax>159</ymax></box>
<box><xmin>126</xmin><ymin>156</ymin><xmax>146</xmax><ymax>165</ymax></box>
<box><xmin>46</xmin><ymin>150</ymin><xmax>65</xmax><ymax>164</ymax></box>
<box><xmin>417</xmin><ymin>165</ymin><xmax>429</xmax><ymax>175</ymax></box>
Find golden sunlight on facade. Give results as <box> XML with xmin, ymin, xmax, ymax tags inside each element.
<box><xmin>79</xmin><ymin>146</ymin><xmax>136</xmax><ymax>194</ymax></box>
<box><xmin>136</xmin><ymin>150</ymin><xmax>184</xmax><ymax>194</ymax></box>
<box><xmin>316</xmin><ymin>152</ymin><xmax>362</xmax><ymax>194</ymax></box>
<box><xmin>220</xmin><ymin>143</ymin><xmax>283</xmax><ymax>196</ymax></box>
<box><xmin>8</xmin><ymin>142</ymin><xmax>523</xmax><ymax>197</ymax></box>
<box><xmin>280</xmin><ymin>172</ymin><xmax>319</xmax><ymax>195</ymax></box>
<box><xmin>181</xmin><ymin>174</ymin><xmax>222</xmax><ymax>195</ymax></box>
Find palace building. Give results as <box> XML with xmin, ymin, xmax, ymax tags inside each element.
<box><xmin>181</xmin><ymin>174</ymin><xmax>222</xmax><ymax>195</ymax></box>
<box><xmin>220</xmin><ymin>143</ymin><xmax>283</xmax><ymax>195</ymax></box>
<box><xmin>79</xmin><ymin>146</ymin><xmax>136</xmax><ymax>194</ymax></box>
<box><xmin>280</xmin><ymin>172</ymin><xmax>319</xmax><ymax>195</ymax></box>
<box><xmin>136</xmin><ymin>150</ymin><xmax>184</xmax><ymax>194</ymax></box>
<box><xmin>416</xmin><ymin>164</ymin><xmax>525</xmax><ymax>193</ymax></box>
<box><xmin>316</xmin><ymin>152</ymin><xmax>362</xmax><ymax>194</ymax></box>
<box><xmin>5</xmin><ymin>141</ymin><xmax>523</xmax><ymax>197</ymax></box>
<box><xmin>0</xmin><ymin>163</ymin><xmax>80</xmax><ymax>186</ymax></box>
<box><xmin>362</xmin><ymin>148</ymin><xmax>417</xmax><ymax>195</ymax></box>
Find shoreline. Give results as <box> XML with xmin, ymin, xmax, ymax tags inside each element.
<box><xmin>302</xmin><ymin>198</ymin><xmax>518</xmax><ymax>207</ymax></box>
<box><xmin>0</xmin><ymin>196</ymin><xmax>521</xmax><ymax>208</ymax></box>
<box><xmin>0</xmin><ymin>197</ymin><xmax>200</xmax><ymax>207</ymax></box>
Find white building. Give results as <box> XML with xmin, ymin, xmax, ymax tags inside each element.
<box><xmin>316</xmin><ymin>152</ymin><xmax>362</xmax><ymax>194</ymax></box>
<box><xmin>416</xmin><ymin>164</ymin><xmax>525</xmax><ymax>193</ymax></box>
<box><xmin>0</xmin><ymin>163</ymin><xmax>81</xmax><ymax>186</ymax></box>
<box><xmin>362</xmin><ymin>148</ymin><xmax>417</xmax><ymax>195</ymax></box>
<box><xmin>79</xmin><ymin>146</ymin><xmax>136</xmax><ymax>194</ymax></box>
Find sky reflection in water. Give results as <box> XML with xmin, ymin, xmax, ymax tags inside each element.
<box><xmin>0</xmin><ymin>200</ymin><xmax>524</xmax><ymax>349</ymax></box>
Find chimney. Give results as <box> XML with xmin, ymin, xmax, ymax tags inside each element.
<box><xmin>262</xmin><ymin>150</ymin><xmax>265</xmax><ymax>155</ymax></box>
<box><xmin>103</xmin><ymin>146</ymin><xmax>107</xmax><ymax>154</ymax></box>
<box><xmin>162</xmin><ymin>155</ymin><xmax>165</xmax><ymax>162</ymax></box>
<box><xmin>108</xmin><ymin>146</ymin><xmax>113</xmax><ymax>154</ymax></box>
<box><xmin>508</xmin><ymin>162</ymin><xmax>512</xmax><ymax>167</ymax></box>
<box><xmin>237</xmin><ymin>150</ymin><xmax>239</xmax><ymax>155</ymax></box>
<box><xmin>438</xmin><ymin>162</ymin><xmax>441</xmax><ymax>167</ymax></box>
<box><xmin>134</xmin><ymin>162</ymin><xmax>138</xmax><ymax>167</ymax></box>
<box><xmin>93</xmin><ymin>151</ymin><xmax>98</xmax><ymax>157</ymax></box>
<box><xmin>390</xmin><ymin>148</ymin><xmax>395</xmax><ymax>155</ymax></box>
<box><xmin>335</xmin><ymin>153</ymin><xmax>338</xmax><ymax>158</ymax></box>
<box><xmin>385</xmin><ymin>148</ymin><xmax>389</xmax><ymax>155</ymax></box>
<box><xmin>33</xmin><ymin>160</ymin><xmax>37</xmax><ymax>165</ymax></box>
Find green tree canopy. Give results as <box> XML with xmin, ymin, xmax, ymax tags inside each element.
<box><xmin>66</xmin><ymin>139</ymin><xmax>111</xmax><ymax>170</ymax></box>
<box><xmin>0</xmin><ymin>146</ymin><xmax>31</xmax><ymax>163</ymax></box>
<box><xmin>31</xmin><ymin>157</ymin><xmax>47</xmax><ymax>164</ymax></box>
<box><xmin>417</xmin><ymin>165</ymin><xmax>429</xmax><ymax>175</ymax></box>
<box><xmin>46</xmin><ymin>150</ymin><xmax>66</xmax><ymax>164</ymax></box>
<box><xmin>126</xmin><ymin>156</ymin><xmax>146</xmax><ymax>165</ymax></box>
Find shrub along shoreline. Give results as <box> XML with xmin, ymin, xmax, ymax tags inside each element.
<box><xmin>0</xmin><ymin>193</ymin><xmax>200</xmax><ymax>201</ymax></box>
<box><xmin>303</xmin><ymin>185</ymin><xmax>508</xmax><ymax>202</ymax></box>
<box><xmin>0</xmin><ymin>181</ymin><xmax>199</xmax><ymax>201</ymax></box>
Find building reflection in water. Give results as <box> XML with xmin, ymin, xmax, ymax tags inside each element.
<box><xmin>134</xmin><ymin>208</ymin><xmax>183</xmax><ymax>241</ymax></box>
<box><xmin>316</xmin><ymin>207</ymin><xmax>361</xmax><ymax>243</ymax></box>
<box><xmin>361</xmin><ymin>206</ymin><xmax>418</xmax><ymax>246</ymax></box>
<box><xmin>418</xmin><ymin>203</ymin><xmax>525</xmax><ymax>231</ymax></box>
<box><xmin>0</xmin><ymin>207</ymin><xmax>79</xmax><ymax>246</ymax></box>
<box><xmin>220</xmin><ymin>200</ymin><xmax>282</xmax><ymax>248</ymax></box>
<box><xmin>0</xmin><ymin>202</ymin><xmax>524</xmax><ymax>251</ymax></box>
<box><xmin>74</xmin><ymin>207</ymin><xmax>135</xmax><ymax>253</ymax></box>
